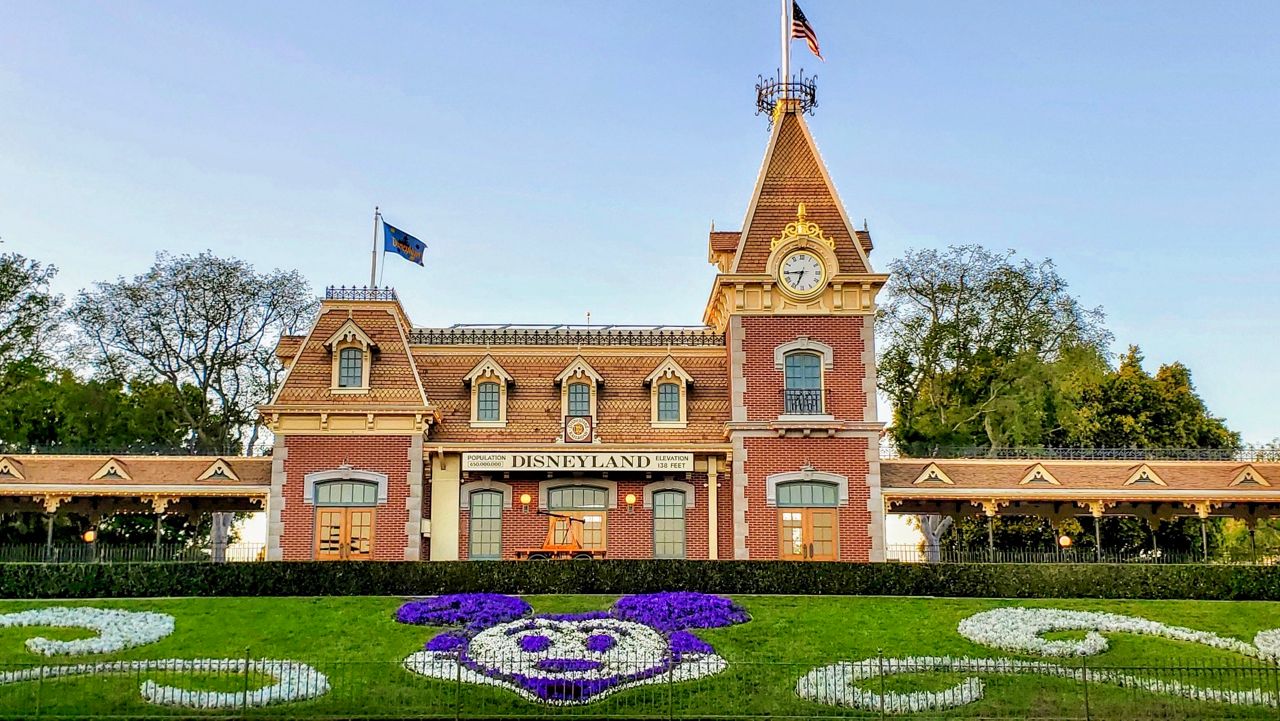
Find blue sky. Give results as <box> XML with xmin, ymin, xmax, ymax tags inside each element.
<box><xmin>1</xmin><ymin>1</ymin><xmax>1277</xmax><ymax>442</ymax></box>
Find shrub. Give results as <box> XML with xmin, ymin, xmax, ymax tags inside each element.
<box><xmin>0</xmin><ymin>560</ymin><xmax>1277</xmax><ymax>600</ymax></box>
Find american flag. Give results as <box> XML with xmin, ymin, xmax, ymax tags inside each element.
<box><xmin>791</xmin><ymin>1</ymin><xmax>823</xmax><ymax>60</ymax></box>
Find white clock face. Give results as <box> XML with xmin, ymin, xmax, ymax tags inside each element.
<box><xmin>781</xmin><ymin>251</ymin><xmax>824</xmax><ymax>293</ymax></box>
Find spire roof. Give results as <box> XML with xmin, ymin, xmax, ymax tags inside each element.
<box><xmin>730</xmin><ymin>108</ymin><xmax>872</xmax><ymax>275</ymax></box>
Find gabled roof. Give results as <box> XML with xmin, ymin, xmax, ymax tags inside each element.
<box><xmin>730</xmin><ymin>108</ymin><xmax>872</xmax><ymax>275</ymax></box>
<box><xmin>913</xmin><ymin>463</ymin><xmax>955</xmax><ymax>485</ymax></box>
<box><xmin>1123</xmin><ymin>464</ymin><xmax>1167</xmax><ymax>486</ymax></box>
<box><xmin>196</xmin><ymin>458</ymin><xmax>240</xmax><ymax>482</ymax></box>
<box><xmin>554</xmin><ymin>356</ymin><xmax>604</xmax><ymax>385</ymax></box>
<box><xmin>1230</xmin><ymin>465</ymin><xmax>1270</xmax><ymax>487</ymax></box>
<box><xmin>463</xmin><ymin>355</ymin><xmax>514</xmax><ymax>385</ymax></box>
<box><xmin>644</xmin><ymin>356</ymin><xmax>695</xmax><ymax>386</ymax></box>
<box><xmin>1019</xmin><ymin>463</ymin><xmax>1061</xmax><ymax>485</ymax></box>
<box><xmin>0</xmin><ymin>457</ymin><xmax>24</xmax><ymax>480</ymax></box>
<box><xmin>323</xmin><ymin>317</ymin><xmax>377</xmax><ymax>350</ymax></box>
<box><xmin>89</xmin><ymin>458</ymin><xmax>132</xmax><ymax>481</ymax></box>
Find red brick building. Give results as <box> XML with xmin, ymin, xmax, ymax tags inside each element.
<box><xmin>257</xmin><ymin>96</ymin><xmax>891</xmax><ymax>562</ymax></box>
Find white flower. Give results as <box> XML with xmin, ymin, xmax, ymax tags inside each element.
<box><xmin>957</xmin><ymin>608</ymin><xmax>1260</xmax><ymax>658</ymax></box>
<box><xmin>0</xmin><ymin>607</ymin><xmax>174</xmax><ymax>656</ymax></box>
<box><xmin>0</xmin><ymin>659</ymin><xmax>329</xmax><ymax>708</ymax></box>
<box><xmin>796</xmin><ymin>656</ymin><xmax>1278</xmax><ymax>714</ymax></box>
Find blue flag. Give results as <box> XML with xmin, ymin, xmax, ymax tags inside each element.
<box><xmin>383</xmin><ymin>222</ymin><xmax>426</xmax><ymax>266</ymax></box>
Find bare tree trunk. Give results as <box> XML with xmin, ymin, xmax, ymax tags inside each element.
<box><xmin>916</xmin><ymin>515</ymin><xmax>953</xmax><ymax>562</ymax></box>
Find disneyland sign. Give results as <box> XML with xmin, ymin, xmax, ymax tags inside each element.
<box><xmin>462</xmin><ymin>452</ymin><xmax>694</xmax><ymax>472</ymax></box>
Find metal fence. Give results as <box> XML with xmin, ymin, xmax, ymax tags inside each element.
<box><xmin>0</xmin><ymin>651</ymin><xmax>1275</xmax><ymax>719</ymax></box>
<box><xmin>885</xmin><ymin>544</ymin><xmax>1280</xmax><ymax>565</ymax></box>
<box><xmin>0</xmin><ymin>542</ymin><xmax>266</xmax><ymax>563</ymax></box>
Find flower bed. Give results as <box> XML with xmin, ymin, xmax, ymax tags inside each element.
<box><xmin>798</xmin><ymin>607</ymin><xmax>1280</xmax><ymax>714</ymax></box>
<box><xmin>0</xmin><ymin>606</ymin><xmax>329</xmax><ymax>708</ymax></box>
<box><xmin>0</xmin><ymin>606</ymin><xmax>174</xmax><ymax>656</ymax></box>
<box><xmin>398</xmin><ymin>592</ymin><xmax>749</xmax><ymax>705</ymax></box>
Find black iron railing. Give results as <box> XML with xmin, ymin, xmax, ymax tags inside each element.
<box><xmin>0</xmin><ymin>543</ymin><xmax>267</xmax><ymax>563</ymax></box>
<box><xmin>782</xmin><ymin>389</ymin><xmax>826</xmax><ymax>415</ymax></box>
<box><xmin>756</xmin><ymin>71</ymin><xmax>818</xmax><ymax>117</ymax></box>
<box><xmin>410</xmin><ymin>326</ymin><xmax>725</xmax><ymax>347</ymax></box>
<box><xmin>325</xmin><ymin>286</ymin><xmax>398</xmax><ymax>302</ymax></box>
<box><xmin>884</xmin><ymin>544</ymin><xmax>1280</xmax><ymax>566</ymax></box>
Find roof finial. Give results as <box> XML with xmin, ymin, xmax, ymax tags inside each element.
<box><xmin>797</xmin><ymin>203</ymin><xmax>807</xmax><ymax>222</ymax></box>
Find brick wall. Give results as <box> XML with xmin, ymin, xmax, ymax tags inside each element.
<box><xmin>742</xmin><ymin>436</ymin><xmax>872</xmax><ymax>562</ymax></box>
<box><xmin>740</xmin><ymin>316</ymin><xmax>867</xmax><ymax>422</ymax></box>
<box><xmin>458</xmin><ymin>474</ymin><xmax>710</xmax><ymax>560</ymax></box>
<box><xmin>280</xmin><ymin>435</ymin><xmax>415</xmax><ymax>561</ymax></box>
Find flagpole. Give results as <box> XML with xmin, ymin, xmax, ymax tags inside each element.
<box><xmin>370</xmin><ymin>206</ymin><xmax>380</xmax><ymax>288</ymax></box>
<box><xmin>780</xmin><ymin>0</ymin><xmax>790</xmax><ymax>96</ymax></box>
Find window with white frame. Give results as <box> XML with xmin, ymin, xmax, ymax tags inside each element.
<box><xmin>338</xmin><ymin>348</ymin><xmax>364</xmax><ymax>388</ymax></box>
<box><xmin>567</xmin><ymin>382</ymin><xmax>591</xmax><ymax>416</ymax></box>
<box><xmin>783</xmin><ymin>351</ymin><xmax>823</xmax><ymax>414</ymax></box>
<box><xmin>645</xmin><ymin>356</ymin><xmax>693</xmax><ymax>428</ymax></box>
<box><xmin>468</xmin><ymin>490</ymin><xmax>503</xmax><ymax>560</ymax></box>
<box><xmin>464</xmin><ymin>355</ymin><xmax>513</xmax><ymax>428</ymax></box>
<box><xmin>652</xmin><ymin>490</ymin><xmax>686</xmax><ymax>558</ymax></box>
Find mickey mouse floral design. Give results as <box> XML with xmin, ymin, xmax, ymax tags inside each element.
<box><xmin>397</xmin><ymin>592</ymin><xmax>749</xmax><ymax>705</ymax></box>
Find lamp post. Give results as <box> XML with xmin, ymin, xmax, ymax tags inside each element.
<box><xmin>82</xmin><ymin>528</ymin><xmax>97</xmax><ymax>562</ymax></box>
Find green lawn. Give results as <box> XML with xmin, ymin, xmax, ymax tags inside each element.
<box><xmin>0</xmin><ymin>594</ymin><xmax>1275</xmax><ymax>719</ymax></box>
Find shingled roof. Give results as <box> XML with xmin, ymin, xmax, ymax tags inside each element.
<box><xmin>732</xmin><ymin>108</ymin><xmax>872</xmax><ymax>275</ymax></box>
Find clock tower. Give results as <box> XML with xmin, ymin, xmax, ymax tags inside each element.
<box><xmin>704</xmin><ymin>79</ymin><xmax>889</xmax><ymax>561</ymax></box>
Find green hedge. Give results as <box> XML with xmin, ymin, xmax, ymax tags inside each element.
<box><xmin>0</xmin><ymin>560</ymin><xmax>1277</xmax><ymax>600</ymax></box>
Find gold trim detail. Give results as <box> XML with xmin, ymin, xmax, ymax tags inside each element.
<box><xmin>769</xmin><ymin>203</ymin><xmax>836</xmax><ymax>252</ymax></box>
<box><xmin>89</xmin><ymin>458</ymin><xmax>132</xmax><ymax>482</ymax></box>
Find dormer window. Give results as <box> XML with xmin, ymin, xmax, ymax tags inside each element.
<box><xmin>644</xmin><ymin>356</ymin><xmax>694</xmax><ymax>428</ymax></box>
<box><xmin>338</xmin><ymin>348</ymin><xmax>363</xmax><ymax>388</ymax></box>
<box><xmin>555</xmin><ymin>357</ymin><xmax>603</xmax><ymax>439</ymax></box>
<box><xmin>324</xmin><ymin>318</ymin><xmax>376</xmax><ymax>394</ymax></box>
<box><xmin>464</xmin><ymin>355</ymin><xmax>514</xmax><ymax>428</ymax></box>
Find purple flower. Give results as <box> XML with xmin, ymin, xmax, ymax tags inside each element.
<box><xmin>611</xmin><ymin>592</ymin><xmax>750</xmax><ymax>632</ymax></box>
<box><xmin>518</xmin><ymin>634</ymin><xmax>553</xmax><ymax>653</ymax></box>
<box><xmin>424</xmin><ymin>631</ymin><xmax>468</xmax><ymax>652</ymax></box>
<box><xmin>668</xmin><ymin>630</ymin><xmax>713</xmax><ymax>658</ymax></box>
<box><xmin>396</xmin><ymin>594</ymin><xmax>531</xmax><ymax>631</ymax></box>
<box><xmin>585</xmin><ymin>634</ymin><xmax>616</xmax><ymax>653</ymax></box>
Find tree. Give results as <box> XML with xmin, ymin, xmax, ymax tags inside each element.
<box><xmin>0</xmin><ymin>253</ymin><xmax>62</xmax><ymax>369</ymax></box>
<box><xmin>72</xmin><ymin>252</ymin><xmax>316</xmax><ymax>453</ymax></box>
<box><xmin>878</xmin><ymin>245</ymin><xmax>1111</xmax><ymax>452</ymax></box>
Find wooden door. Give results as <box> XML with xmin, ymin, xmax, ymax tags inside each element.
<box><xmin>315</xmin><ymin>509</ymin><xmax>376</xmax><ymax>560</ymax></box>
<box><xmin>347</xmin><ymin>510</ymin><xmax>374</xmax><ymax>561</ymax></box>
<box><xmin>778</xmin><ymin>509</ymin><xmax>838</xmax><ymax>561</ymax></box>
<box><xmin>316</xmin><ymin>510</ymin><xmax>346</xmax><ymax>561</ymax></box>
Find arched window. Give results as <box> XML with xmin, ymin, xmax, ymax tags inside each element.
<box><xmin>314</xmin><ymin>480</ymin><xmax>379</xmax><ymax>506</ymax></box>
<box><xmin>775</xmin><ymin>481</ymin><xmax>839</xmax><ymax>508</ymax></box>
<box><xmin>656</xmin><ymin>383</ymin><xmax>681</xmax><ymax>422</ymax></box>
<box><xmin>547</xmin><ymin>485</ymin><xmax>607</xmax><ymax>551</ymax></box>
<box><xmin>338</xmin><ymin>348</ymin><xmax>364</xmax><ymax>388</ymax></box>
<box><xmin>476</xmin><ymin>381</ymin><xmax>501</xmax><ymax>422</ymax></box>
<box><xmin>469</xmin><ymin>490</ymin><xmax>503</xmax><ymax>560</ymax></box>
<box><xmin>567</xmin><ymin>382</ymin><xmax>592</xmax><ymax>416</ymax></box>
<box><xmin>783</xmin><ymin>352</ymin><xmax>823</xmax><ymax>414</ymax></box>
<box><xmin>652</xmin><ymin>490</ymin><xmax>686</xmax><ymax>558</ymax></box>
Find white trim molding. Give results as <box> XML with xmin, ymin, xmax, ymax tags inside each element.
<box><xmin>765</xmin><ymin>467</ymin><xmax>849</xmax><ymax>507</ymax></box>
<box><xmin>303</xmin><ymin>465</ymin><xmax>389</xmax><ymax>505</ymax></box>
<box><xmin>773</xmin><ymin>336</ymin><xmax>834</xmax><ymax>371</ymax></box>
<box><xmin>642</xmin><ymin>479</ymin><xmax>697</xmax><ymax>509</ymax></box>
<box><xmin>459</xmin><ymin>478</ymin><xmax>515</xmax><ymax>510</ymax></box>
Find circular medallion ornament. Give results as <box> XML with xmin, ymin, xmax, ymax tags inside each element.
<box><xmin>565</xmin><ymin>417</ymin><xmax>592</xmax><ymax>442</ymax></box>
<box><xmin>779</xmin><ymin>250</ymin><xmax>825</xmax><ymax>296</ymax></box>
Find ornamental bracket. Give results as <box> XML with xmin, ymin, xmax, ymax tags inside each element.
<box><xmin>770</xmin><ymin>203</ymin><xmax>836</xmax><ymax>252</ymax></box>
<box><xmin>34</xmin><ymin>494</ymin><xmax>72</xmax><ymax>514</ymax></box>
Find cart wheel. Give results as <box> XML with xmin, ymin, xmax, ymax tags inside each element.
<box><xmin>572</xmin><ymin>552</ymin><xmax>594</xmax><ymax>560</ymax></box>
<box><xmin>528</xmin><ymin>552</ymin><xmax>551</xmax><ymax>561</ymax></box>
